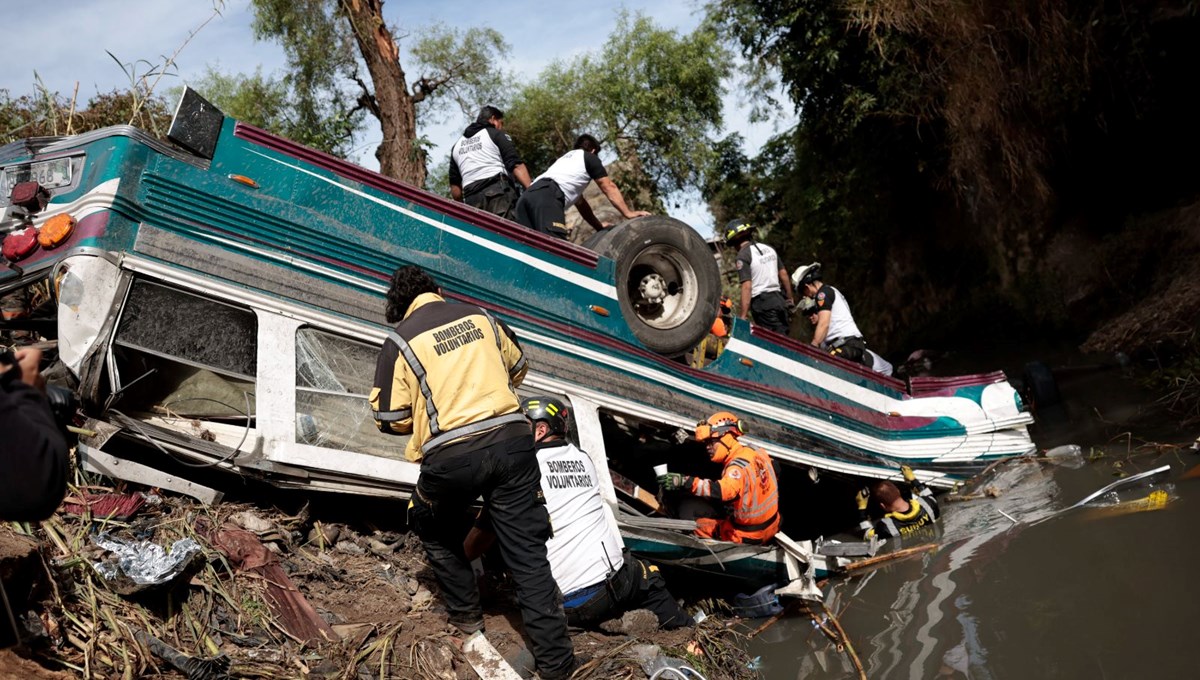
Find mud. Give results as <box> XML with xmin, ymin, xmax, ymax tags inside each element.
<box><xmin>2</xmin><ymin>495</ymin><xmax>754</xmax><ymax>679</ymax></box>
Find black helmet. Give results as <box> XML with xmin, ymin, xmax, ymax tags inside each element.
<box><xmin>723</xmin><ymin>218</ymin><xmax>756</xmax><ymax>245</ymax></box>
<box><xmin>520</xmin><ymin>396</ymin><xmax>569</xmax><ymax>437</ymax></box>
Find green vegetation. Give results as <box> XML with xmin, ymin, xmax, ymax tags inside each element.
<box><xmin>4</xmin><ymin>1</ymin><xmax>1199</xmax><ymax>373</ymax></box>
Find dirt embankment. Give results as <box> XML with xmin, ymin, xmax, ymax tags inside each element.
<box><xmin>2</xmin><ymin>494</ymin><xmax>755</xmax><ymax>680</ymax></box>
<box><xmin>1065</xmin><ymin>199</ymin><xmax>1200</xmax><ymax>356</ymax></box>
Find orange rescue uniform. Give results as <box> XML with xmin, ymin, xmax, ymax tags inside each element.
<box><xmin>689</xmin><ymin>441</ymin><xmax>780</xmax><ymax>544</ymax></box>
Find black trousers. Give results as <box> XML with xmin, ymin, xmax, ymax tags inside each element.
<box><xmin>750</xmin><ymin>291</ymin><xmax>791</xmax><ymax>334</ymax></box>
<box><xmin>409</xmin><ymin>434</ymin><xmax>574</xmax><ymax>679</ymax></box>
<box><xmin>463</xmin><ymin>174</ymin><xmax>520</xmax><ymax>221</ymax></box>
<box><xmin>514</xmin><ymin>179</ymin><xmax>569</xmax><ymax>238</ymax></box>
<box><xmin>830</xmin><ymin>336</ymin><xmax>871</xmax><ymax>366</ymax></box>
<box><xmin>566</xmin><ymin>554</ymin><xmax>692</xmax><ymax>630</ymax></box>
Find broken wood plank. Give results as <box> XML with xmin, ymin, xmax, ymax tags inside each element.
<box><xmin>843</xmin><ymin>543</ymin><xmax>937</xmax><ymax>574</ymax></box>
<box><xmin>462</xmin><ymin>631</ymin><xmax>524</xmax><ymax>680</ymax></box>
<box><xmin>76</xmin><ymin>444</ymin><xmax>224</xmax><ymax>505</ymax></box>
<box><xmin>609</xmin><ymin>469</ymin><xmax>662</xmax><ymax>514</ymax></box>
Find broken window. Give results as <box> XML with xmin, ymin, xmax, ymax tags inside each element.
<box><xmin>295</xmin><ymin>328</ymin><xmax>405</xmax><ymax>458</ymax></box>
<box><xmin>111</xmin><ymin>280</ymin><xmax>256</xmax><ymax>419</ymax></box>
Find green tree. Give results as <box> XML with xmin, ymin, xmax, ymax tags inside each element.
<box><xmin>706</xmin><ymin>0</ymin><xmax>1199</xmax><ymax>348</ymax></box>
<box><xmin>505</xmin><ymin>13</ymin><xmax>731</xmax><ymax>208</ymax></box>
<box><xmin>1</xmin><ymin>87</ymin><xmax>172</xmax><ymax>143</ymax></box>
<box><xmin>248</xmin><ymin>0</ymin><xmax>511</xmax><ymax>187</ymax></box>
<box><xmin>186</xmin><ymin>66</ymin><xmax>361</xmax><ymax>157</ymax></box>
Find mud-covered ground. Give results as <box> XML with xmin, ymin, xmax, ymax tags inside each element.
<box><xmin>1</xmin><ymin>487</ymin><xmax>757</xmax><ymax>680</ymax></box>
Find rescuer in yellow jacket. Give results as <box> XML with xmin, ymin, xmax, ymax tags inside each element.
<box><xmin>369</xmin><ymin>280</ymin><xmax>528</xmax><ymax>463</ymax></box>
<box><xmin>368</xmin><ymin>266</ymin><xmax>576</xmax><ymax>680</ymax></box>
<box><xmin>658</xmin><ymin>411</ymin><xmax>781</xmax><ymax>544</ymax></box>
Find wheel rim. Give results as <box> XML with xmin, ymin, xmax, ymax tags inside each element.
<box><xmin>625</xmin><ymin>244</ymin><xmax>700</xmax><ymax>330</ymax></box>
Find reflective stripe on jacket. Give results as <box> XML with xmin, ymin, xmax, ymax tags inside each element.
<box><xmin>690</xmin><ymin>441</ymin><xmax>780</xmax><ymax>532</ymax></box>
<box><xmin>872</xmin><ymin>488</ymin><xmax>940</xmax><ymax>538</ymax></box>
<box><xmin>369</xmin><ymin>293</ymin><xmax>528</xmax><ymax>461</ymax></box>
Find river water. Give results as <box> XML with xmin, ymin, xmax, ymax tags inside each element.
<box><xmin>746</xmin><ymin>356</ymin><xmax>1200</xmax><ymax>679</ymax></box>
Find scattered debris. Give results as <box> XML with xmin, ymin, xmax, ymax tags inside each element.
<box><xmin>61</xmin><ymin>491</ymin><xmax>147</xmax><ymax>520</ymax></box>
<box><xmin>135</xmin><ymin>630</ymin><xmax>231</xmax><ymax>680</ymax></box>
<box><xmin>91</xmin><ymin>533</ymin><xmax>204</xmax><ymax>595</ymax></box>
<box><xmin>204</xmin><ymin>522</ymin><xmax>338</xmax><ymax>644</ymax></box>
<box><xmin>600</xmin><ymin>609</ymin><xmax>660</xmax><ymax>636</ymax></box>
<box><xmin>3</xmin><ymin>483</ymin><xmax>760</xmax><ymax>679</ymax></box>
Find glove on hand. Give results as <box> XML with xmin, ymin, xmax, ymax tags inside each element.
<box><xmin>855</xmin><ymin>488</ymin><xmax>870</xmax><ymax>512</ymax></box>
<box><xmin>658</xmin><ymin>473</ymin><xmax>688</xmax><ymax>491</ymax></box>
<box><xmin>901</xmin><ymin>465</ymin><xmax>917</xmax><ymax>483</ymax></box>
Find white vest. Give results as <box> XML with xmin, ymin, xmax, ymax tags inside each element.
<box><xmin>744</xmin><ymin>243</ymin><xmax>782</xmax><ymax>297</ymax></box>
<box><xmin>534</xmin><ymin>150</ymin><xmax>594</xmax><ymax>206</ymax></box>
<box><xmin>822</xmin><ymin>285</ymin><xmax>863</xmax><ymax>344</ymax></box>
<box><xmin>451</xmin><ymin>128</ymin><xmax>506</xmax><ymax>186</ymax></box>
<box><xmin>537</xmin><ymin>442</ymin><xmax>625</xmax><ymax>594</ymax></box>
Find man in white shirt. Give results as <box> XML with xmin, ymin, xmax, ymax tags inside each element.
<box><xmin>514</xmin><ymin>134</ymin><xmax>649</xmax><ymax>239</ymax></box>
<box><xmin>725</xmin><ymin>219</ymin><xmax>795</xmax><ymax>334</ymax></box>
<box><xmin>797</xmin><ymin>297</ymin><xmax>893</xmax><ymax>375</ymax></box>
<box><xmin>793</xmin><ymin>262</ymin><xmax>876</xmax><ymax>368</ymax></box>
<box><xmin>449</xmin><ymin>106</ymin><xmax>532</xmax><ymax>220</ymax></box>
<box><xmin>465</xmin><ymin>396</ymin><xmax>691</xmax><ymax>630</ymax></box>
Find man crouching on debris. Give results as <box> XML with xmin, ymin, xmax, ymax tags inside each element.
<box><xmin>0</xmin><ymin>347</ymin><xmax>69</xmax><ymax>522</ymax></box>
<box><xmin>368</xmin><ymin>266</ymin><xmax>577</xmax><ymax>680</ymax></box>
<box><xmin>856</xmin><ymin>465</ymin><xmax>941</xmax><ymax>539</ymax></box>
<box><xmin>465</xmin><ymin>396</ymin><xmax>693</xmax><ymax>631</ymax></box>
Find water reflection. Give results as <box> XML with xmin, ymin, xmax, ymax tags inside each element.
<box><xmin>749</xmin><ymin>455</ymin><xmax>1189</xmax><ymax>679</ymax></box>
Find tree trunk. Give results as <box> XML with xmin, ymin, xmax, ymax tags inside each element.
<box><xmin>342</xmin><ymin>0</ymin><xmax>426</xmax><ymax>187</ymax></box>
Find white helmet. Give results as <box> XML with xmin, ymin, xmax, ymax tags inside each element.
<box><xmin>791</xmin><ymin>262</ymin><xmax>822</xmax><ymax>289</ymax></box>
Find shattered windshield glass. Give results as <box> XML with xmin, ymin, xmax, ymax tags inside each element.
<box><xmin>294</xmin><ymin>328</ymin><xmax>405</xmax><ymax>458</ymax></box>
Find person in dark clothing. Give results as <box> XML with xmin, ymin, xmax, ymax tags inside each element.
<box><xmin>368</xmin><ymin>266</ymin><xmax>576</xmax><ymax>680</ymax></box>
<box><xmin>856</xmin><ymin>465</ymin><xmax>941</xmax><ymax>540</ymax></box>
<box><xmin>0</xmin><ymin>347</ymin><xmax>69</xmax><ymax>522</ymax></box>
<box><xmin>514</xmin><ymin>134</ymin><xmax>649</xmax><ymax>239</ymax></box>
<box><xmin>449</xmin><ymin>106</ymin><xmax>532</xmax><ymax>220</ymax></box>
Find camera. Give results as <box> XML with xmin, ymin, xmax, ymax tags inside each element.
<box><xmin>1</xmin><ymin>350</ymin><xmax>80</xmax><ymax>431</ymax></box>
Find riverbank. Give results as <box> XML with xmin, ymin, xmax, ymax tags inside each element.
<box><xmin>1</xmin><ymin>489</ymin><xmax>758</xmax><ymax>680</ymax></box>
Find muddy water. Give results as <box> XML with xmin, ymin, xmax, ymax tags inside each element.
<box><xmin>747</xmin><ymin>359</ymin><xmax>1200</xmax><ymax>679</ymax></box>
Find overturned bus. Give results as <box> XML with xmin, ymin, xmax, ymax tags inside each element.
<box><xmin>0</xmin><ymin>90</ymin><xmax>1034</xmax><ymax>583</ymax></box>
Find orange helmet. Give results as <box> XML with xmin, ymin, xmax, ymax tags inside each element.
<box><xmin>695</xmin><ymin>411</ymin><xmax>745</xmax><ymax>463</ymax></box>
<box><xmin>710</xmin><ymin>317</ymin><xmax>728</xmax><ymax>338</ymax></box>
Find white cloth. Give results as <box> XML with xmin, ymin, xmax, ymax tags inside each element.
<box><xmin>534</xmin><ymin>150</ymin><xmax>599</xmax><ymax>207</ymax></box>
<box><xmin>537</xmin><ymin>442</ymin><xmax>625</xmax><ymax>595</ymax></box>
<box><xmin>451</xmin><ymin>128</ymin><xmax>506</xmax><ymax>187</ymax></box>
<box><xmin>866</xmin><ymin>349</ymin><xmax>894</xmax><ymax>376</ymax></box>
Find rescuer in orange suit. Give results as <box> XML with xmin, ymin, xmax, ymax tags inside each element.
<box><xmin>657</xmin><ymin>412</ymin><xmax>781</xmax><ymax>544</ymax></box>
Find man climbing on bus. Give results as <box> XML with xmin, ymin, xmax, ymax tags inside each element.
<box><xmin>793</xmin><ymin>261</ymin><xmax>873</xmax><ymax>367</ymax></box>
<box><xmin>657</xmin><ymin>411</ymin><xmax>780</xmax><ymax>544</ymax></box>
<box><xmin>856</xmin><ymin>465</ymin><xmax>941</xmax><ymax>539</ymax></box>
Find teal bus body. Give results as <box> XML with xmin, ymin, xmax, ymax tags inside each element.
<box><xmin>0</xmin><ymin>111</ymin><xmax>1035</xmax><ymax>485</ymax></box>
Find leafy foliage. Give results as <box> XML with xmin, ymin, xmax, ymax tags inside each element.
<box><xmin>248</xmin><ymin>0</ymin><xmax>364</xmax><ymax>157</ymax></box>
<box><xmin>0</xmin><ymin>88</ymin><xmax>172</xmax><ymax>143</ymax></box>
<box><xmin>408</xmin><ymin>23</ymin><xmax>514</xmax><ymax>123</ymax></box>
<box><xmin>186</xmin><ymin>66</ymin><xmax>362</xmax><ymax>157</ymax></box>
<box><xmin>706</xmin><ymin>0</ymin><xmax>1200</xmax><ymax>349</ymax></box>
<box><xmin>505</xmin><ymin>12</ymin><xmax>731</xmax><ymax>206</ymax></box>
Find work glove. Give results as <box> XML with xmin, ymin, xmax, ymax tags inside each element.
<box><xmin>855</xmin><ymin>488</ymin><xmax>870</xmax><ymax>512</ymax></box>
<box><xmin>658</xmin><ymin>473</ymin><xmax>689</xmax><ymax>491</ymax></box>
<box><xmin>901</xmin><ymin>465</ymin><xmax>917</xmax><ymax>483</ymax></box>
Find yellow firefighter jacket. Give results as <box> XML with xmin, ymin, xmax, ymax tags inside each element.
<box><xmin>369</xmin><ymin>293</ymin><xmax>529</xmax><ymax>461</ymax></box>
